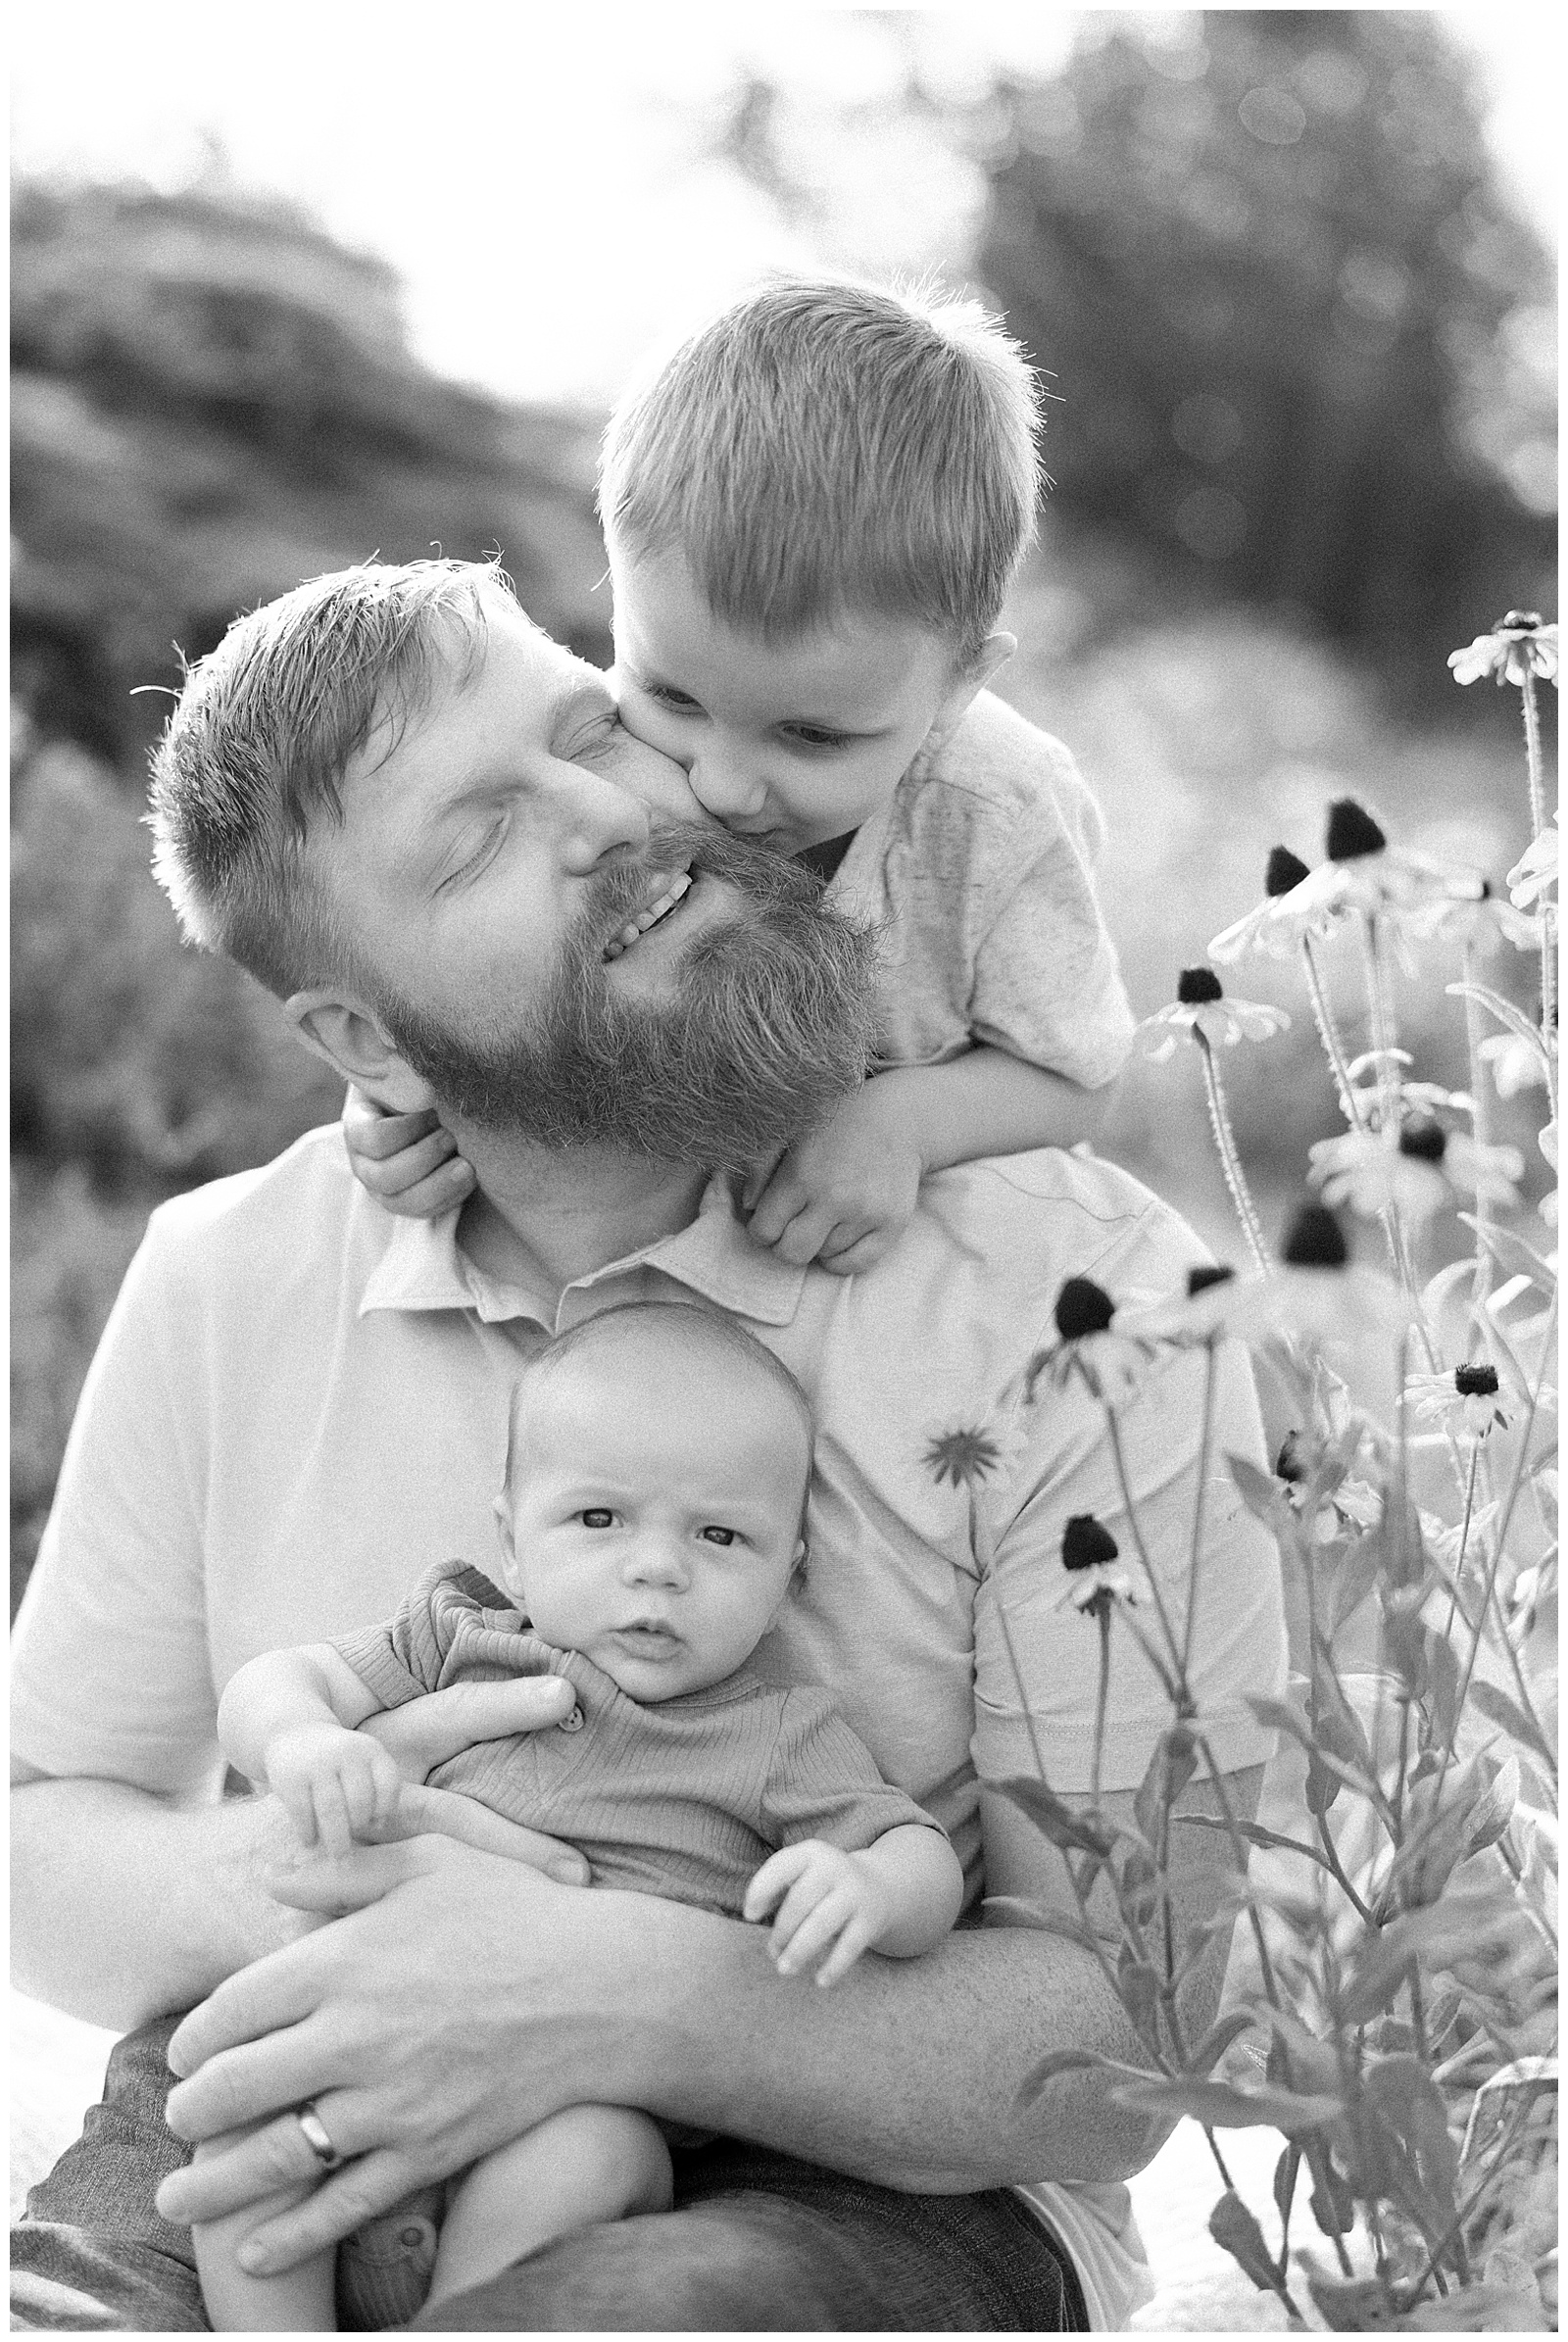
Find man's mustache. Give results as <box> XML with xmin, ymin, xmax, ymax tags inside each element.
<box><xmin>580</xmin><ymin>820</ymin><xmax>827</xmax><ymax>956</ymax></box>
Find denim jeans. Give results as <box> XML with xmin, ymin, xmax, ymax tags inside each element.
<box><xmin>12</xmin><ymin>2016</ymin><xmax>1088</xmax><ymax>2331</ymax></box>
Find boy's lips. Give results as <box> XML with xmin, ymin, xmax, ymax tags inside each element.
<box><xmin>602</xmin><ymin>868</ymin><xmax>693</xmax><ymax>961</ymax></box>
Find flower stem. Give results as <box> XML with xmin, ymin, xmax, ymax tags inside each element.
<box><xmin>1180</xmin><ymin>1342</ymin><xmax>1219</xmax><ymax>1683</ymax></box>
<box><xmin>1460</xmin><ymin>942</ymin><xmax>1496</xmax><ymax>1321</ymax></box>
<box><xmin>1520</xmin><ymin>672</ymin><xmax>1559</xmax><ymax>1116</ymax></box>
<box><xmin>1301</xmin><ymin>934</ymin><xmax>1363</xmax><ymax>1131</ymax></box>
<box><xmin>1092</xmin><ymin>1606</ymin><xmax>1111</xmax><ymax>1807</ymax></box>
<box><xmin>1195</xmin><ymin>1033</ymin><xmax>1272</xmax><ymax>1277</ymax></box>
<box><xmin>1104</xmin><ymin>1409</ymin><xmax>1186</xmax><ymax>1691</ymax></box>
<box><xmin>1439</xmin><ymin>1442</ymin><xmax>1480</xmax><ymax>1646</ymax></box>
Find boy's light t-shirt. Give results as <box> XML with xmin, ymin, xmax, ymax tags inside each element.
<box><xmin>826</xmin><ymin>688</ymin><xmax>1135</xmax><ymax>1091</ymax></box>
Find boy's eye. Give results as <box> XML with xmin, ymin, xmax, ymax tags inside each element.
<box><xmin>699</xmin><ymin>1525</ymin><xmax>738</xmax><ymax>1546</ymax></box>
<box><xmin>782</xmin><ymin>725</ymin><xmax>855</xmax><ymax>752</ymax></box>
<box><xmin>579</xmin><ymin>1508</ymin><xmax>614</xmax><ymax>1529</ymax></box>
<box><xmin>647</xmin><ymin>684</ymin><xmax>703</xmax><ymax>711</ymax></box>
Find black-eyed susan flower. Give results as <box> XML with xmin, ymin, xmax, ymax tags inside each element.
<box><xmin>1308</xmin><ymin>1120</ymin><xmax>1523</xmax><ymax>1225</ymax></box>
<box><xmin>1406</xmin><ymin>1362</ymin><xmax>1512</xmax><ymax>1439</ymax></box>
<box><xmin>922</xmin><ymin>1427</ymin><xmax>1004</xmax><ymax>1489</ymax></box>
<box><xmin>1506</xmin><ymin>814</ymin><xmax>1558</xmax><ymax>914</ymax></box>
<box><xmin>1114</xmin><ymin>1262</ymin><xmax>1250</xmax><ymax>1346</ymax></box>
<box><xmin>1137</xmin><ymin>967</ymin><xmax>1290</xmax><ymax>1060</ymax></box>
<box><xmin>1404</xmin><ymin>876</ymin><xmax>1544</xmax><ymax>953</ymax></box>
<box><xmin>1058</xmin><ymin>1513</ymin><xmax>1138</xmax><ymax>1615</ymax></box>
<box><xmin>1207</xmin><ymin>846</ymin><xmax>1327</xmax><ymax>964</ymax></box>
<box><xmin>1278</xmin><ymin>800</ymin><xmax>1485</xmax><ymax>934</ymax></box>
<box><xmin>1252</xmin><ymin>1202</ymin><xmax>1415</xmax><ymax>1346</ymax></box>
<box><xmin>1025</xmin><ymin>1276</ymin><xmax>1154</xmax><ymax>1408</ymax></box>
<box><xmin>1447</xmin><ymin>612</ymin><xmax>1559</xmax><ymax>690</ymax></box>
<box><xmin>1273</xmin><ymin>1427</ymin><xmax>1383</xmax><ymax>1542</ymax></box>
<box><xmin>1478</xmin><ymin>1026</ymin><xmax>1553</xmax><ymax>1098</ymax></box>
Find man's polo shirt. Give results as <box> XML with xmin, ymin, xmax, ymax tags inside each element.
<box><xmin>12</xmin><ymin>1124</ymin><xmax>1287</xmax><ymax>2327</ymax></box>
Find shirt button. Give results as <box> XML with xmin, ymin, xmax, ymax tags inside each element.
<box><xmin>559</xmin><ymin>1704</ymin><xmax>584</xmax><ymax>1733</ymax></box>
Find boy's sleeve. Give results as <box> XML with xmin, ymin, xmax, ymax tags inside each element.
<box><xmin>967</xmin><ymin>736</ymin><xmax>1136</xmax><ymax>1092</ymax></box>
<box><xmin>760</xmin><ymin>1692</ymin><xmax>952</xmax><ymax>1851</ymax></box>
<box><xmin>328</xmin><ymin>1559</ymin><xmax>476</xmax><ymax>1711</ymax></box>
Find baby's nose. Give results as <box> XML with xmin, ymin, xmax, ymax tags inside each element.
<box><xmin>688</xmin><ymin>753</ymin><xmax>766</xmax><ymax>823</ymax></box>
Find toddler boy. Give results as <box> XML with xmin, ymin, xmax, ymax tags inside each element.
<box><xmin>193</xmin><ymin>1302</ymin><xmax>962</xmax><ymax>2330</ymax></box>
<box><xmin>349</xmin><ymin>274</ymin><xmax>1133</xmax><ymax>1270</ymax></box>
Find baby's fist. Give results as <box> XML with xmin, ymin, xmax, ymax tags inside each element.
<box><xmin>744</xmin><ymin>1839</ymin><xmax>890</xmax><ymax>1987</ymax></box>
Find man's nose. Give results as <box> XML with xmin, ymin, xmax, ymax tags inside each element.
<box><xmin>687</xmin><ymin>749</ymin><xmax>766</xmax><ymax>824</ymax></box>
<box><xmin>554</xmin><ymin>764</ymin><xmax>652</xmax><ymax>873</ymax></box>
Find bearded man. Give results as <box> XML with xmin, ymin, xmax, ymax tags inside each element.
<box><xmin>11</xmin><ymin>561</ymin><xmax>1287</xmax><ymax>2331</ymax></box>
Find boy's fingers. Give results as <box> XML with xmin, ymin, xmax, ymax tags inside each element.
<box><xmin>395</xmin><ymin>1160</ymin><xmax>476</xmax><ymax>1216</ymax></box>
<box><xmin>342</xmin><ymin>1104</ymin><xmax>443</xmax><ymax>1159</ymax></box>
<box><xmin>766</xmin><ymin>1868</ymin><xmax>833</xmax><ymax>1957</ymax></box>
<box><xmin>743</xmin><ymin>1844</ymin><xmax>808</xmax><ymax>1922</ymax></box>
<box><xmin>368</xmin><ymin>1129</ymin><xmax>461</xmax><ymax>1193</ymax></box>
<box><xmin>746</xmin><ymin>1182</ymin><xmax>808</xmax><ymax>1248</ymax></box>
<box><xmin>816</xmin><ymin>1228</ymin><xmax>893</xmax><ymax>1278</ymax></box>
<box><xmin>815</xmin><ymin>1917</ymin><xmax>873</xmax><ymax>1988</ymax></box>
<box><xmin>741</xmin><ymin>1147</ymin><xmax>789</xmax><ymax>1215</ymax></box>
<box><xmin>776</xmin><ymin>1893</ymin><xmax>853</xmax><ymax>1978</ymax></box>
<box><xmin>772</xmin><ymin>1207</ymin><xmax>840</xmax><ymax>1267</ymax></box>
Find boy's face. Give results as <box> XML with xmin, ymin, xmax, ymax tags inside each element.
<box><xmin>610</xmin><ymin>545</ymin><xmax>996</xmax><ymax>859</ymax></box>
<box><xmin>496</xmin><ymin>1344</ymin><xmax>808</xmax><ymax>1704</ymax></box>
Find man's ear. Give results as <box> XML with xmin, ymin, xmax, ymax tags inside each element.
<box><xmin>926</xmin><ymin>631</ymin><xmax>1016</xmax><ymax>755</ymax></box>
<box><xmin>284</xmin><ymin>989</ymin><xmax>439</xmax><ymax>1114</ymax></box>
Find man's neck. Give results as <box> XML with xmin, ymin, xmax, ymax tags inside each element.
<box><xmin>451</xmin><ymin>1128</ymin><xmax>713</xmax><ymax>1310</ymax></box>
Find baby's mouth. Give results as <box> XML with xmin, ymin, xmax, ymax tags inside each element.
<box><xmin>602</xmin><ymin>870</ymin><xmax>693</xmax><ymax>961</ymax></box>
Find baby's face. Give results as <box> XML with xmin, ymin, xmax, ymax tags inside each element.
<box><xmin>498</xmin><ymin>1352</ymin><xmax>808</xmax><ymax>1703</ymax></box>
<box><xmin>610</xmin><ymin>543</ymin><xmax>970</xmax><ymax>859</ymax></box>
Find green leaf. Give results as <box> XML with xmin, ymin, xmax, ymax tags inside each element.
<box><xmin>1109</xmin><ymin>2075</ymin><xmax>1342</xmax><ymax>2135</ymax></box>
<box><xmin>1273</xmin><ymin>2138</ymin><xmax>1301</xmax><ymax>2233</ymax></box>
<box><xmin>1304</xmin><ymin>2269</ymin><xmax>1396</xmax><ymax>2326</ymax></box>
<box><xmin>1207</xmin><ymin>2188</ymin><xmax>1285</xmax><ymax>2296</ymax></box>
<box><xmin>1363</xmin><ymin>2054</ymin><xmax>1459</xmax><ymax>2222</ymax></box>
<box><xmin>1455</xmin><ymin>1212</ymin><xmax>1556</xmax><ymax>1290</ymax></box>
<box><xmin>1468</xmin><ymin>1681</ymin><xmax>1557</xmax><ymax>1772</ymax></box>
<box><xmin>1304</xmin><ymin>2140</ymin><xmax>1357</xmax><ymax>2240</ymax></box>
<box><xmin>1117</xmin><ymin>1949</ymin><xmax>1163</xmax><ymax>2048</ymax></box>
<box><xmin>991</xmin><ymin>1774</ymin><xmax>1120</xmax><ymax>1857</ymax></box>
<box><xmin>1172</xmin><ymin>1808</ymin><xmax>1344</xmax><ymax>1878</ymax></box>
<box><xmin>1133</xmin><ymin>1722</ymin><xmax>1198</xmax><ymax>1845</ymax></box>
<box><xmin>1185</xmin><ymin>2008</ymin><xmax>1257</xmax><ymax>2079</ymax></box>
<box><xmin>1393</xmin><ymin>2281</ymin><xmax>1547</xmax><ymax>2329</ymax></box>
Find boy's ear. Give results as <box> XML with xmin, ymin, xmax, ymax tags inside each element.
<box><xmin>284</xmin><ymin>990</ymin><xmax>439</xmax><ymax>1115</ymax></box>
<box><xmin>928</xmin><ymin>631</ymin><xmax>1016</xmax><ymax>753</ymax></box>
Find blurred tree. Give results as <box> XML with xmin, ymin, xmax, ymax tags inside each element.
<box><xmin>11</xmin><ymin>174</ymin><xmax>612</xmax><ymax>767</ymax></box>
<box><xmin>974</xmin><ymin>10</ymin><xmax>1555</xmax><ymax>672</ymax></box>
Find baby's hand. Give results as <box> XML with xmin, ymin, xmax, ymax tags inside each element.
<box><xmin>342</xmin><ymin>1085</ymin><xmax>475</xmax><ymax>1219</ymax></box>
<box><xmin>264</xmin><ymin>1722</ymin><xmax>406</xmax><ymax>1857</ymax></box>
<box><xmin>744</xmin><ymin>1839</ymin><xmax>891</xmax><ymax>1987</ymax></box>
<box><xmin>743</xmin><ymin>1092</ymin><xmax>921</xmax><ymax>1277</ymax></box>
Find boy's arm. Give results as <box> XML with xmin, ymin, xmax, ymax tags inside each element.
<box><xmin>219</xmin><ymin>1644</ymin><xmax>404</xmax><ymax>1856</ymax></box>
<box><xmin>746</xmin><ymin>1047</ymin><xmax>1115</xmax><ymax>1275</ymax></box>
<box><xmin>217</xmin><ymin>1643</ymin><xmax>385</xmax><ymax>1787</ymax></box>
<box><xmin>745</xmin><ymin>1822</ymin><xmax>964</xmax><ymax>1984</ymax></box>
<box><xmin>855</xmin><ymin>1823</ymin><xmax>966</xmax><ymax>1955</ymax></box>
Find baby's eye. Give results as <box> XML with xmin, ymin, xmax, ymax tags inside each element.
<box><xmin>699</xmin><ymin>1525</ymin><xmax>738</xmax><ymax>1547</ymax></box>
<box><xmin>647</xmin><ymin>683</ymin><xmax>703</xmax><ymax>711</ymax></box>
<box><xmin>579</xmin><ymin>1508</ymin><xmax>614</xmax><ymax>1529</ymax></box>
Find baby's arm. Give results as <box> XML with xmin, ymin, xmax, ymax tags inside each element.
<box><xmin>219</xmin><ymin>1644</ymin><xmax>405</xmax><ymax>1857</ymax></box>
<box><xmin>342</xmin><ymin>1085</ymin><xmax>474</xmax><ymax>1219</ymax></box>
<box><xmin>746</xmin><ymin>1046</ymin><xmax>1114</xmax><ymax>1276</ymax></box>
<box><xmin>744</xmin><ymin>1824</ymin><xmax>964</xmax><ymax>1988</ymax></box>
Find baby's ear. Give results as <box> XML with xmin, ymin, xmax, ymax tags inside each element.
<box><xmin>927</xmin><ymin>632</ymin><xmax>1016</xmax><ymax>753</ymax></box>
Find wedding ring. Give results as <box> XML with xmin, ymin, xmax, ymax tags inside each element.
<box><xmin>294</xmin><ymin>2101</ymin><xmax>344</xmax><ymax>2171</ymax></box>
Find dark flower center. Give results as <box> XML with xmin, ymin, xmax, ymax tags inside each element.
<box><xmin>1276</xmin><ymin>1431</ymin><xmax>1307</xmax><ymax>1484</ymax></box>
<box><xmin>1054</xmin><ymin>1276</ymin><xmax>1115</xmax><ymax>1341</ymax></box>
<box><xmin>1188</xmin><ymin>1264</ymin><xmax>1236</xmax><ymax>1296</ymax></box>
<box><xmin>1062</xmin><ymin>1514</ymin><xmax>1119</xmax><ymax>1572</ymax></box>
<box><xmin>1265</xmin><ymin>847</ymin><xmax>1311</xmax><ymax>897</ymax></box>
<box><xmin>1454</xmin><ymin>1362</ymin><xmax>1499</xmax><ymax>1397</ymax></box>
<box><xmin>1177</xmin><ymin>966</ymin><xmax>1224</xmax><ymax>1005</ymax></box>
<box><xmin>1479</xmin><ymin>878</ymin><xmax>1493</xmax><ymax>901</ymax></box>
<box><xmin>1325</xmin><ymin>799</ymin><xmax>1388</xmax><ymax>862</ymax></box>
<box><xmin>1282</xmin><ymin>1202</ymin><xmax>1348</xmax><ymax>1269</ymax></box>
<box><xmin>1398</xmin><ymin>1120</ymin><xmax>1447</xmax><ymax>1163</ymax></box>
<box><xmin>1501</xmin><ymin>611</ymin><xmax>1543</xmax><ymax>633</ymax></box>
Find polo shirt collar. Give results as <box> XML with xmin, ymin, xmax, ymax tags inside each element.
<box><xmin>359</xmin><ymin>1172</ymin><xmax>808</xmax><ymax>1329</ymax></box>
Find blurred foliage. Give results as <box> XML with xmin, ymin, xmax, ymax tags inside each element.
<box><xmin>11</xmin><ymin>173</ymin><xmax>612</xmax><ymax>768</ymax></box>
<box><xmin>973</xmin><ymin>11</ymin><xmax>1555</xmax><ymax>681</ymax></box>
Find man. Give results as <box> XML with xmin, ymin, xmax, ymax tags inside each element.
<box><xmin>12</xmin><ymin>561</ymin><xmax>1287</xmax><ymax>2330</ymax></box>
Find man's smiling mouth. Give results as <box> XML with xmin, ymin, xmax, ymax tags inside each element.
<box><xmin>602</xmin><ymin>870</ymin><xmax>693</xmax><ymax>962</ymax></box>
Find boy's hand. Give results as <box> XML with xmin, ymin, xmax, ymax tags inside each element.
<box><xmin>744</xmin><ymin>1839</ymin><xmax>891</xmax><ymax>1987</ymax></box>
<box><xmin>743</xmin><ymin>1091</ymin><xmax>921</xmax><ymax>1277</ymax></box>
<box><xmin>342</xmin><ymin>1086</ymin><xmax>474</xmax><ymax>1219</ymax></box>
<box><xmin>265</xmin><ymin>1723</ymin><xmax>405</xmax><ymax>1859</ymax></box>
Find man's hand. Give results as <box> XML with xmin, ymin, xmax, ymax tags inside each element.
<box><xmin>154</xmin><ymin>1837</ymin><xmax>622</xmax><ymax>2274</ymax></box>
<box><xmin>357</xmin><ymin>1677</ymin><xmax>591</xmax><ymax>1886</ymax></box>
<box><xmin>743</xmin><ymin>1091</ymin><xmax>922</xmax><ymax>1277</ymax></box>
<box><xmin>744</xmin><ymin>1840</ymin><xmax>890</xmax><ymax>1986</ymax></box>
<box><xmin>264</xmin><ymin>1722</ymin><xmax>404</xmax><ymax>1856</ymax></box>
<box><xmin>341</xmin><ymin>1086</ymin><xmax>474</xmax><ymax>1219</ymax></box>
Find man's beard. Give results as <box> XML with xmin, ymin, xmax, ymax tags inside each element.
<box><xmin>373</xmin><ymin>822</ymin><xmax>882</xmax><ymax>1170</ymax></box>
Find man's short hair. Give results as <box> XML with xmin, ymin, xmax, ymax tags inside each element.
<box><xmin>506</xmin><ymin>1300</ymin><xmax>815</xmax><ymax>1534</ymax></box>
<box><xmin>598</xmin><ymin>273</ymin><xmax>1043</xmax><ymax>662</ymax></box>
<box><xmin>147</xmin><ymin>558</ymin><xmax>513</xmax><ymax>998</ymax></box>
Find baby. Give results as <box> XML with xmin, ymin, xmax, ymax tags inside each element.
<box><xmin>194</xmin><ymin>1302</ymin><xmax>962</xmax><ymax>2331</ymax></box>
<box><xmin>347</xmin><ymin>273</ymin><xmax>1134</xmax><ymax>1269</ymax></box>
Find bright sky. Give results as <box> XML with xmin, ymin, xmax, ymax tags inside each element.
<box><xmin>11</xmin><ymin>5</ymin><xmax>1557</xmax><ymax>410</ymax></box>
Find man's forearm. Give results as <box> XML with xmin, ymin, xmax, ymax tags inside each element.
<box><xmin>598</xmin><ymin>1888</ymin><xmax>1159</xmax><ymax>2189</ymax></box>
<box><xmin>10</xmin><ymin>1776</ymin><xmax>303</xmax><ymax>2030</ymax></box>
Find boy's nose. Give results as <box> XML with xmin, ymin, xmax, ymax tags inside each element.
<box><xmin>555</xmin><ymin>764</ymin><xmax>651</xmax><ymax>872</ymax></box>
<box><xmin>687</xmin><ymin>752</ymin><xmax>767</xmax><ymax>825</ymax></box>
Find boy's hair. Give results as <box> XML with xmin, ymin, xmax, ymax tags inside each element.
<box><xmin>599</xmin><ymin>274</ymin><xmax>1043</xmax><ymax>661</ymax></box>
<box><xmin>505</xmin><ymin>1301</ymin><xmax>815</xmax><ymax>1537</ymax></box>
<box><xmin>147</xmin><ymin>558</ymin><xmax>514</xmax><ymax>998</ymax></box>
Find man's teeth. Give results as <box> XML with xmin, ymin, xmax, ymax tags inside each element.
<box><xmin>603</xmin><ymin>870</ymin><xmax>692</xmax><ymax>960</ymax></box>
